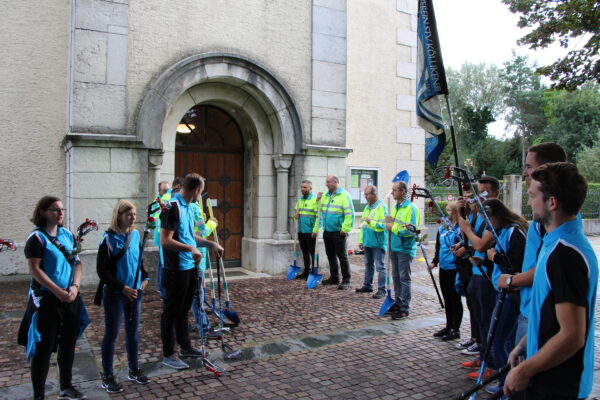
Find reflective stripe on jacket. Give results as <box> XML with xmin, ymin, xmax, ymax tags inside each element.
<box><xmin>313</xmin><ymin>188</ymin><xmax>355</xmax><ymax>233</ymax></box>
<box><xmin>359</xmin><ymin>200</ymin><xmax>388</xmax><ymax>250</ymax></box>
<box><xmin>294</xmin><ymin>193</ymin><xmax>318</xmax><ymax>234</ymax></box>
<box><xmin>390</xmin><ymin>199</ymin><xmax>421</xmax><ymax>257</ymax></box>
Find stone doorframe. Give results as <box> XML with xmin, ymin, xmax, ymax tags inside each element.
<box><xmin>136</xmin><ymin>53</ymin><xmax>303</xmax><ymax>241</ymax></box>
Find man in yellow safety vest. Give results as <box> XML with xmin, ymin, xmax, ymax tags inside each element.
<box><xmin>356</xmin><ymin>185</ymin><xmax>388</xmax><ymax>299</ymax></box>
<box><xmin>386</xmin><ymin>180</ymin><xmax>421</xmax><ymax>319</ymax></box>
<box><xmin>294</xmin><ymin>180</ymin><xmax>319</xmax><ymax>280</ymax></box>
<box><xmin>312</xmin><ymin>175</ymin><xmax>355</xmax><ymax>290</ymax></box>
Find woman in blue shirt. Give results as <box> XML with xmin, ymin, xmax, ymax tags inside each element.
<box><xmin>431</xmin><ymin>202</ymin><xmax>463</xmax><ymax>341</ymax></box>
<box><xmin>96</xmin><ymin>200</ymin><xmax>149</xmax><ymax>393</ymax></box>
<box><xmin>483</xmin><ymin>198</ymin><xmax>527</xmax><ymax>395</ymax></box>
<box><xmin>22</xmin><ymin>196</ymin><xmax>85</xmax><ymax>400</ymax></box>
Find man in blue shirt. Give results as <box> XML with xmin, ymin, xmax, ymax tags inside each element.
<box><xmin>504</xmin><ymin>163</ymin><xmax>598</xmax><ymax>400</ymax></box>
<box><xmin>159</xmin><ymin>173</ymin><xmax>224</xmax><ymax>370</ymax></box>
<box><xmin>498</xmin><ymin>142</ymin><xmax>567</xmax><ymax>347</ymax></box>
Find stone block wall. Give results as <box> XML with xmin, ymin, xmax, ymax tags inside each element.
<box><xmin>311</xmin><ymin>0</ymin><xmax>347</xmax><ymax>147</ymax></box>
<box><xmin>65</xmin><ymin>142</ymin><xmax>148</xmax><ymax>250</ymax></box>
<box><xmin>71</xmin><ymin>0</ymin><xmax>129</xmax><ymax>133</ymax></box>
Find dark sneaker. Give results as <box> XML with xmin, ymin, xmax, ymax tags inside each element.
<box><xmin>100</xmin><ymin>374</ymin><xmax>123</xmax><ymax>394</ymax></box>
<box><xmin>385</xmin><ymin>303</ymin><xmax>400</xmax><ymax>315</ymax></box>
<box><xmin>391</xmin><ymin>311</ymin><xmax>409</xmax><ymax>320</ymax></box>
<box><xmin>372</xmin><ymin>289</ymin><xmax>386</xmax><ymax>299</ymax></box>
<box><xmin>322</xmin><ymin>278</ymin><xmax>339</xmax><ymax>286</ymax></box>
<box><xmin>461</xmin><ymin>342</ymin><xmax>481</xmax><ymax>355</ymax></box>
<box><xmin>128</xmin><ymin>369</ymin><xmax>149</xmax><ymax>385</ymax></box>
<box><xmin>338</xmin><ymin>282</ymin><xmax>350</xmax><ymax>290</ymax></box>
<box><xmin>433</xmin><ymin>327</ymin><xmax>450</xmax><ymax>337</ymax></box>
<box><xmin>180</xmin><ymin>347</ymin><xmax>206</xmax><ymax>358</ymax></box>
<box><xmin>442</xmin><ymin>330</ymin><xmax>461</xmax><ymax>341</ymax></box>
<box><xmin>58</xmin><ymin>387</ymin><xmax>87</xmax><ymax>399</ymax></box>
<box><xmin>355</xmin><ymin>286</ymin><xmax>373</xmax><ymax>293</ymax></box>
<box><xmin>455</xmin><ymin>338</ymin><xmax>475</xmax><ymax>350</ymax></box>
<box><xmin>162</xmin><ymin>355</ymin><xmax>189</xmax><ymax>369</ymax></box>
<box><xmin>295</xmin><ymin>271</ymin><xmax>310</xmax><ymax>280</ymax></box>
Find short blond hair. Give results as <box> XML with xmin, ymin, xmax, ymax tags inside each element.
<box><xmin>110</xmin><ymin>200</ymin><xmax>136</xmax><ymax>233</ymax></box>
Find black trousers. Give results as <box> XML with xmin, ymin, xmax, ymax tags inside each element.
<box><xmin>161</xmin><ymin>268</ymin><xmax>196</xmax><ymax>357</ymax></box>
<box><xmin>439</xmin><ymin>268</ymin><xmax>463</xmax><ymax>331</ymax></box>
<box><xmin>297</xmin><ymin>232</ymin><xmax>316</xmax><ymax>271</ymax></box>
<box><xmin>467</xmin><ymin>274</ymin><xmax>497</xmax><ymax>360</ymax></box>
<box><xmin>323</xmin><ymin>230</ymin><xmax>350</xmax><ymax>282</ymax></box>
<box><xmin>31</xmin><ymin>294</ymin><xmax>81</xmax><ymax>398</ymax></box>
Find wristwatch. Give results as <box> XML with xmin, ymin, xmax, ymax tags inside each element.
<box><xmin>505</xmin><ymin>275</ymin><xmax>513</xmax><ymax>288</ymax></box>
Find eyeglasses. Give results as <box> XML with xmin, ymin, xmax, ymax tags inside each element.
<box><xmin>47</xmin><ymin>208</ymin><xmax>67</xmax><ymax>213</ymax></box>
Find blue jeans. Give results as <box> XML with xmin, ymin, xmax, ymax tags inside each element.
<box><xmin>191</xmin><ymin>272</ymin><xmax>210</xmax><ymax>332</ymax></box>
<box><xmin>515</xmin><ymin>313</ymin><xmax>528</xmax><ymax>346</ymax></box>
<box><xmin>101</xmin><ymin>289</ymin><xmax>142</xmax><ymax>376</ymax></box>
<box><xmin>390</xmin><ymin>251</ymin><xmax>412</xmax><ymax>313</ymax></box>
<box><xmin>363</xmin><ymin>247</ymin><xmax>386</xmax><ymax>291</ymax></box>
<box><xmin>490</xmin><ymin>292</ymin><xmax>519</xmax><ymax>378</ymax></box>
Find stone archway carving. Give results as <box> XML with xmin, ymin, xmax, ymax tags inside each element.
<box><xmin>136</xmin><ymin>53</ymin><xmax>303</xmax><ymax>241</ymax></box>
<box><xmin>136</xmin><ymin>53</ymin><xmax>302</xmax><ymax>155</ymax></box>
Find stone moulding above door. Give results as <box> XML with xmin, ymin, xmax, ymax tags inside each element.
<box><xmin>135</xmin><ymin>53</ymin><xmax>303</xmax><ymax>156</ymax></box>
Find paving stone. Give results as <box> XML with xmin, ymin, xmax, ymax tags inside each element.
<box><xmin>1</xmin><ymin>240</ymin><xmax>600</xmax><ymax>399</ymax></box>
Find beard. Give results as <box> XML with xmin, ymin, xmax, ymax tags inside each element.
<box><xmin>532</xmin><ymin>209</ymin><xmax>551</xmax><ymax>228</ymax></box>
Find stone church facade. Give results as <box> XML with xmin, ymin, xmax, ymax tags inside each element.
<box><xmin>0</xmin><ymin>0</ymin><xmax>424</xmax><ymax>280</ymax></box>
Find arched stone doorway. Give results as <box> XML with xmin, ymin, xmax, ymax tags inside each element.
<box><xmin>175</xmin><ymin>105</ymin><xmax>244</xmax><ymax>267</ymax></box>
<box><xmin>137</xmin><ymin>54</ymin><xmax>304</xmax><ymax>273</ymax></box>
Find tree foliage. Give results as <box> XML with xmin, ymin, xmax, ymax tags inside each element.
<box><xmin>541</xmin><ymin>82</ymin><xmax>600</xmax><ymax>161</ymax></box>
<box><xmin>501</xmin><ymin>52</ymin><xmax>547</xmax><ymax>147</ymax></box>
<box><xmin>576</xmin><ymin>143</ymin><xmax>600</xmax><ymax>183</ymax></box>
<box><xmin>425</xmin><ymin>63</ymin><xmax>600</xmax><ymax>184</ymax></box>
<box><xmin>502</xmin><ymin>0</ymin><xmax>600</xmax><ymax>90</ymax></box>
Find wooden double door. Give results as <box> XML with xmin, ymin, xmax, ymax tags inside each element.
<box><xmin>175</xmin><ymin>105</ymin><xmax>243</xmax><ymax>268</ymax></box>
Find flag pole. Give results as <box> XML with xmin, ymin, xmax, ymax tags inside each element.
<box><xmin>444</xmin><ymin>95</ymin><xmax>463</xmax><ymax>197</ymax></box>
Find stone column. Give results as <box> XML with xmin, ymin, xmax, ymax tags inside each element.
<box><xmin>273</xmin><ymin>155</ymin><xmax>293</xmax><ymax>240</ymax></box>
<box><xmin>148</xmin><ymin>150</ymin><xmax>164</xmax><ymax>204</ymax></box>
<box><xmin>503</xmin><ymin>175</ymin><xmax>523</xmax><ymax>215</ymax></box>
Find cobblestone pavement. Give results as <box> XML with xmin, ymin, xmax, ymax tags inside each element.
<box><xmin>1</xmin><ymin>237</ymin><xmax>599</xmax><ymax>399</ymax></box>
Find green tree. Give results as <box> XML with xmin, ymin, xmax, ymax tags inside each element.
<box><xmin>542</xmin><ymin>82</ymin><xmax>600</xmax><ymax>161</ymax></box>
<box><xmin>501</xmin><ymin>52</ymin><xmax>547</xmax><ymax>164</ymax></box>
<box><xmin>502</xmin><ymin>0</ymin><xmax>600</xmax><ymax>90</ymax></box>
<box><xmin>427</xmin><ymin>63</ymin><xmax>506</xmax><ymax>181</ymax></box>
<box><xmin>576</xmin><ymin>143</ymin><xmax>600</xmax><ymax>182</ymax></box>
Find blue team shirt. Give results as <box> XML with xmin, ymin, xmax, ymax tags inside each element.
<box><xmin>25</xmin><ymin>227</ymin><xmax>76</xmax><ymax>290</ymax></box>
<box><xmin>100</xmin><ymin>229</ymin><xmax>147</xmax><ymax>290</ymax></box>
<box><xmin>438</xmin><ymin>224</ymin><xmax>460</xmax><ymax>270</ymax></box>
<box><xmin>161</xmin><ymin>193</ymin><xmax>197</xmax><ymax>271</ymax></box>
<box><xmin>527</xmin><ymin>218</ymin><xmax>598</xmax><ymax>398</ymax></box>
<box><xmin>490</xmin><ymin>225</ymin><xmax>526</xmax><ymax>291</ymax></box>
<box><xmin>470</xmin><ymin>214</ymin><xmax>487</xmax><ymax>276</ymax></box>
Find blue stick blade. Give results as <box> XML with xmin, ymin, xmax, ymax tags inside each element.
<box><xmin>392</xmin><ymin>170</ymin><xmax>410</xmax><ymax>183</ymax></box>
<box><xmin>378</xmin><ymin>291</ymin><xmax>395</xmax><ymax>316</ymax></box>
<box><xmin>286</xmin><ymin>265</ymin><xmax>302</xmax><ymax>280</ymax></box>
<box><xmin>306</xmin><ymin>268</ymin><xmax>323</xmax><ymax>289</ymax></box>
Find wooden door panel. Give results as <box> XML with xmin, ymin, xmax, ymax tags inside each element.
<box><xmin>225</xmin><ymin>181</ymin><xmax>243</xmax><ymax>206</ymax></box>
<box><xmin>226</xmin><ymin>154</ymin><xmax>243</xmax><ymax>179</ymax></box>
<box><xmin>206</xmin><ymin>153</ymin><xmax>224</xmax><ymax>179</ymax></box>
<box><xmin>205</xmin><ymin>181</ymin><xmax>224</xmax><ymax>202</ymax></box>
<box><xmin>175</xmin><ymin>106</ymin><xmax>244</xmax><ymax>267</ymax></box>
